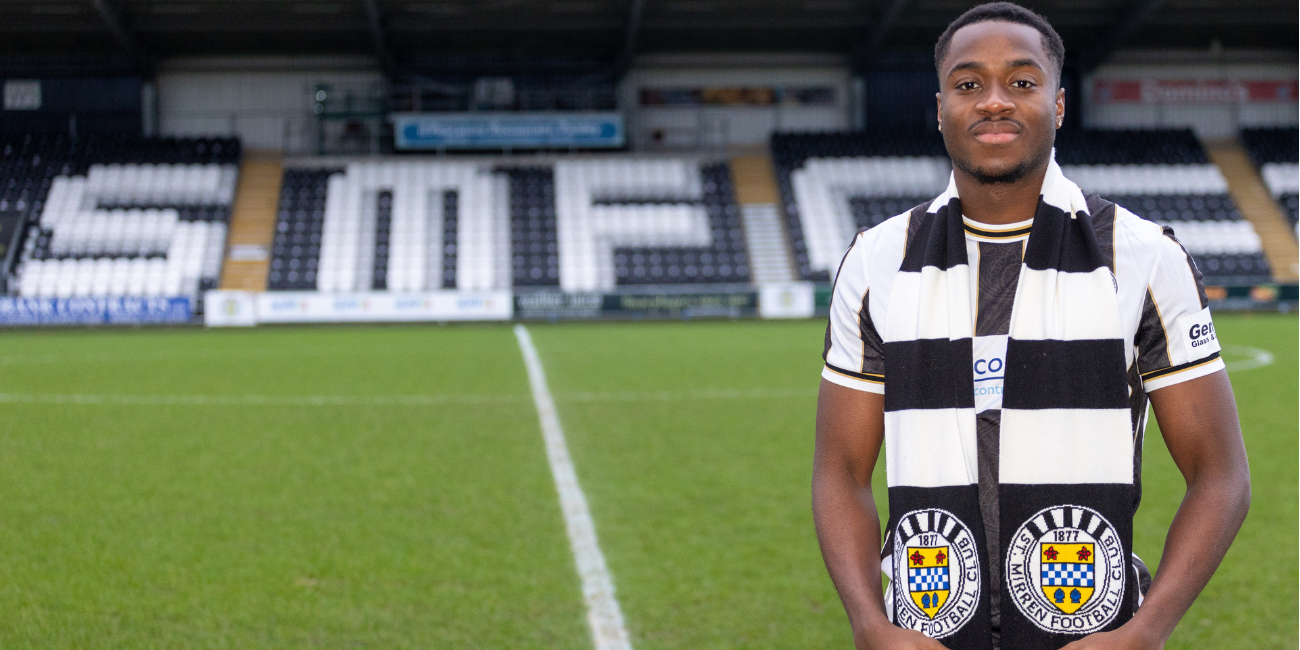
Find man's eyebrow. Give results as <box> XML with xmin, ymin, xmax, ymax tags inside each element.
<box><xmin>947</xmin><ymin>61</ymin><xmax>985</xmax><ymax>75</ymax></box>
<box><xmin>946</xmin><ymin>58</ymin><xmax>1046</xmax><ymax>77</ymax></box>
<box><xmin>1005</xmin><ymin>58</ymin><xmax>1045</xmax><ymax>72</ymax></box>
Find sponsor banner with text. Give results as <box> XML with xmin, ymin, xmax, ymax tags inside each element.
<box><xmin>515</xmin><ymin>290</ymin><xmax>758</xmax><ymax>320</ymax></box>
<box><xmin>392</xmin><ymin>112</ymin><xmax>624</xmax><ymax>150</ymax></box>
<box><xmin>0</xmin><ymin>296</ymin><xmax>192</xmax><ymax>326</ymax></box>
<box><xmin>254</xmin><ymin>291</ymin><xmax>513</xmax><ymax>324</ymax></box>
<box><xmin>1093</xmin><ymin>79</ymin><xmax>1299</xmax><ymax>104</ymax></box>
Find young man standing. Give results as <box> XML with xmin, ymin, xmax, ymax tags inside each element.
<box><xmin>811</xmin><ymin>4</ymin><xmax>1251</xmax><ymax>649</ymax></box>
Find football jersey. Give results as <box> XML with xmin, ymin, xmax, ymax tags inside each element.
<box><xmin>821</xmin><ymin>203</ymin><xmax>1224</xmax><ymax>633</ymax></box>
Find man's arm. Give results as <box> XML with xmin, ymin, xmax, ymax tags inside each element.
<box><xmin>813</xmin><ymin>379</ymin><xmax>945</xmax><ymax>650</ymax></box>
<box><xmin>1063</xmin><ymin>369</ymin><xmax>1251</xmax><ymax>649</ymax></box>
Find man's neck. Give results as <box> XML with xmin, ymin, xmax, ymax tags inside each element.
<box><xmin>952</xmin><ymin>164</ymin><xmax>1049</xmax><ymax>226</ymax></box>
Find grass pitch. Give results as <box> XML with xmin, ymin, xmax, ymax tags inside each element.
<box><xmin>0</xmin><ymin>314</ymin><xmax>1292</xmax><ymax>648</ymax></box>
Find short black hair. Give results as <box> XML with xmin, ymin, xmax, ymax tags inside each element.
<box><xmin>934</xmin><ymin>2</ymin><xmax>1065</xmax><ymax>85</ymax></box>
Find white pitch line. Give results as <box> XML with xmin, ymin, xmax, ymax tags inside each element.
<box><xmin>1222</xmin><ymin>345</ymin><xmax>1275</xmax><ymax>373</ymax></box>
<box><xmin>565</xmin><ymin>386</ymin><xmax>815</xmax><ymax>402</ymax></box>
<box><xmin>514</xmin><ymin>324</ymin><xmax>632</xmax><ymax>650</ymax></box>
<box><xmin>0</xmin><ymin>393</ymin><xmax>523</xmax><ymax>407</ymax></box>
<box><xmin>0</xmin><ymin>387</ymin><xmax>816</xmax><ymax>408</ymax></box>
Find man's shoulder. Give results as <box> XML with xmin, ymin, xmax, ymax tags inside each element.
<box><xmin>1090</xmin><ymin>196</ymin><xmax>1169</xmax><ymax>245</ymax></box>
<box><xmin>853</xmin><ymin>205</ymin><xmax>921</xmax><ymax>250</ymax></box>
<box><xmin>1097</xmin><ymin>198</ymin><xmax>1170</xmax><ymax>240</ymax></box>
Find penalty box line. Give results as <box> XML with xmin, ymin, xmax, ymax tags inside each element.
<box><xmin>514</xmin><ymin>324</ymin><xmax>633</xmax><ymax>650</ymax></box>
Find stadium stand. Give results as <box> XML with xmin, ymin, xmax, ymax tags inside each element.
<box><xmin>1241</xmin><ymin>127</ymin><xmax>1299</xmax><ymax>229</ymax></box>
<box><xmin>771</xmin><ymin>130</ymin><xmax>949</xmax><ymax>282</ymax></box>
<box><xmin>2</xmin><ymin>135</ymin><xmax>240</xmax><ymax>299</ymax></box>
<box><xmin>266</xmin><ymin>157</ymin><xmax>748</xmax><ymax>293</ymax></box>
<box><xmin>772</xmin><ymin>128</ymin><xmax>1272</xmax><ymax>284</ymax></box>
<box><xmin>267</xmin><ymin>168</ymin><xmax>337</xmax><ymax>291</ymax></box>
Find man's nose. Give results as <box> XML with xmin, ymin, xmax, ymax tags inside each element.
<box><xmin>976</xmin><ymin>85</ymin><xmax>1015</xmax><ymax>115</ymax></box>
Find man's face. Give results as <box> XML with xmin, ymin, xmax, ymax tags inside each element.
<box><xmin>936</xmin><ymin>21</ymin><xmax>1064</xmax><ymax>185</ymax></box>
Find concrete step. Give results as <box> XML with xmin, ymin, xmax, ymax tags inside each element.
<box><xmin>738</xmin><ymin>201</ymin><xmax>795</xmax><ymax>284</ymax></box>
<box><xmin>219</xmin><ymin>149</ymin><xmax>284</xmax><ymax>291</ymax></box>
<box><xmin>1204</xmin><ymin>138</ymin><xmax>1300</xmax><ymax>282</ymax></box>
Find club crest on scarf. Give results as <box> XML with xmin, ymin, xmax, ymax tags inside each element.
<box><xmin>1007</xmin><ymin>505</ymin><xmax>1126</xmax><ymax>634</ymax></box>
<box><xmin>893</xmin><ymin>509</ymin><xmax>980</xmax><ymax>638</ymax></box>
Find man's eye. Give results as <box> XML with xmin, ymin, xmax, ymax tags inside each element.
<box><xmin>957</xmin><ymin>82</ymin><xmax>979</xmax><ymax>91</ymax></box>
<box><xmin>1012</xmin><ymin>80</ymin><xmax>1036</xmax><ymax>89</ymax></box>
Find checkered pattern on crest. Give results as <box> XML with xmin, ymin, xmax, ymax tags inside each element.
<box><xmin>1040</xmin><ymin>563</ymin><xmax>1096</xmax><ymax>587</ymax></box>
<box><xmin>908</xmin><ymin>566</ymin><xmax>950</xmax><ymax>592</ymax></box>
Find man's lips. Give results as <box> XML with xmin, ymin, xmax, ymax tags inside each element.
<box><xmin>970</xmin><ymin>120</ymin><xmax>1022</xmax><ymax>144</ymax></box>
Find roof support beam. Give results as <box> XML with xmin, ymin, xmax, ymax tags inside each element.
<box><xmin>1081</xmin><ymin>0</ymin><xmax>1168</xmax><ymax>72</ymax></box>
<box><xmin>361</xmin><ymin>0</ymin><xmax>396</xmax><ymax>77</ymax></box>
<box><xmin>852</xmin><ymin>0</ymin><xmax>912</xmax><ymax>70</ymax></box>
<box><xmin>613</xmin><ymin>0</ymin><xmax>648</xmax><ymax>79</ymax></box>
<box><xmin>88</xmin><ymin>0</ymin><xmax>150</xmax><ymax>73</ymax></box>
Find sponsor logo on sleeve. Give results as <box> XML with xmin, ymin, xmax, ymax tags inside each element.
<box><xmin>1176</xmin><ymin>307</ymin><xmax>1220</xmax><ymax>357</ymax></box>
<box><xmin>1188</xmin><ymin>321</ymin><xmax>1215</xmax><ymax>349</ymax></box>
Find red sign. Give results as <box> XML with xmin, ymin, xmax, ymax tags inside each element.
<box><xmin>1094</xmin><ymin>79</ymin><xmax>1298</xmax><ymax>104</ymax></box>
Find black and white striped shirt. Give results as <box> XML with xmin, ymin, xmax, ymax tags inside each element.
<box><xmin>822</xmin><ymin>198</ymin><xmax>1223</xmax><ymax>629</ymax></box>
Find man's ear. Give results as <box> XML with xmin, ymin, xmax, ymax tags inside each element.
<box><xmin>1056</xmin><ymin>87</ymin><xmax>1065</xmax><ymax>127</ymax></box>
<box><xmin>935</xmin><ymin>92</ymin><xmax>943</xmax><ymax>130</ymax></box>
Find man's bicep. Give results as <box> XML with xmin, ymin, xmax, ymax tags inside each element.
<box><xmin>815</xmin><ymin>379</ymin><xmax>886</xmax><ymax>486</ymax></box>
<box><xmin>1147</xmin><ymin>369</ymin><xmax>1246</xmax><ymax>481</ymax></box>
<box><xmin>1136</xmin><ymin>225</ymin><xmax>1225</xmax><ymax>390</ymax></box>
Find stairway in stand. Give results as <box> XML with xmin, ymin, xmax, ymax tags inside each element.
<box><xmin>729</xmin><ymin>156</ymin><xmax>796</xmax><ymax>284</ymax></box>
<box><xmin>1204</xmin><ymin>138</ymin><xmax>1299</xmax><ymax>282</ymax></box>
<box><xmin>219</xmin><ymin>150</ymin><xmax>283</xmax><ymax>291</ymax></box>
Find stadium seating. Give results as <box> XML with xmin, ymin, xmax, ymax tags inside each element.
<box><xmin>2</xmin><ymin>135</ymin><xmax>240</xmax><ymax>299</ymax></box>
<box><xmin>771</xmin><ymin>130</ymin><xmax>949</xmax><ymax>281</ymax></box>
<box><xmin>1241</xmin><ymin>127</ymin><xmax>1299</xmax><ymax>229</ymax></box>
<box><xmin>772</xmin><ymin>128</ymin><xmax>1271</xmax><ymax>284</ymax></box>
<box><xmin>267</xmin><ymin>157</ymin><xmax>748</xmax><ymax>293</ymax></box>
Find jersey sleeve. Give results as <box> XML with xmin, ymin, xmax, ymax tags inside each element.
<box><xmin>1134</xmin><ymin>226</ymin><xmax>1225</xmax><ymax>391</ymax></box>
<box><xmin>822</xmin><ymin>230</ymin><xmax>886</xmax><ymax>394</ymax></box>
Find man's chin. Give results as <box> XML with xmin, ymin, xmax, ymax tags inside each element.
<box><xmin>953</xmin><ymin>155</ymin><xmax>1041</xmax><ymax>186</ymax></box>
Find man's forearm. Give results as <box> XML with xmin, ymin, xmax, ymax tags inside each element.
<box><xmin>812</xmin><ymin>469</ymin><xmax>890</xmax><ymax>633</ymax></box>
<box><xmin>1124</xmin><ymin>467</ymin><xmax>1250</xmax><ymax>644</ymax></box>
<box><xmin>1115</xmin><ymin>370</ymin><xmax>1251</xmax><ymax>647</ymax></box>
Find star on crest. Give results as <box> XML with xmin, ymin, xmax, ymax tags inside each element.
<box><xmin>1043</xmin><ymin>546</ymin><xmax>1059</xmax><ymax>561</ymax></box>
<box><xmin>910</xmin><ymin>550</ymin><xmax>925</xmax><ymax>566</ymax></box>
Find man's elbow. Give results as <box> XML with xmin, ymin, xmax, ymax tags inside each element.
<box><xmin>1233</xmin><ymin>469</ymin><xmax>1252</xmax><ymax>519</ymax></box>
<box><xmin>1210</xmin><ymin>461</ymin><xmax>1252</xmax><ymax>523</ymax></box>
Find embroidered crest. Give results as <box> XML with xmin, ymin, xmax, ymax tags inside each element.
<box><xmin>893</xmin><ymin>509</ymin><xmax>981</xmax><ymax>638</ymax></box>
<box><xmin>1007</xmin><ymin>505</ymin><xmax>1126</xmax><ymax>634</ymax></box>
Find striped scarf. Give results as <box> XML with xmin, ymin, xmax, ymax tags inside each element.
<box><xmin>881</xmin><ymin>157</ymin><xmax>1138</xmax><ymax>648</ymax></box>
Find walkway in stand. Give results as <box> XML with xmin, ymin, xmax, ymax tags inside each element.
<box><xmin>1204</xmin><ymin>138</ymin><xmax>1299</xmax><ymax>282</ymax></box>
<box><xmin>219</xmin><ymin>149</ymin><xmax>283</xmax><ymax>291</ymax></box>
<box><xmin>729</xmin><ymin>155</ymin><xmax>796</xmax><ymax>284</ymax></box>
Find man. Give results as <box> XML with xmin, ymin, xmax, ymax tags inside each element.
<box><xmin>811</xmin><ymin>4</ymin><xmax>1251</xmax><ymax>649</ymax></box>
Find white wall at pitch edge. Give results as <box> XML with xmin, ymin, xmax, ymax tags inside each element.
<box><xmin>759</xmin><ymin>282</ymin><xmax>815</xmax><ymax>319</ymax></box>
<box><xmin>204</xmin><ymin>290</ymin><xmax>257</xmax><ymax>327</ymax></box>
<box><xmin>251</xmin><ymin>290</ymin><xmax>513</xmax><ymax>324</ymax></box>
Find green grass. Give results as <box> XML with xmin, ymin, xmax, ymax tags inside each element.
<box><xmin>0</xmin><ymin>314</ymin><xmax>1291</xmax><ymax>648</ymax></box>
<box><xmin>1133</xmin><ymin>313</ymin><xmax>1298</xmax><ymax>649</ymax></box>
<box><xmin>0</xmin><ymin>326</ymin><xmax>587</xmax><ymax>648</ymax></box>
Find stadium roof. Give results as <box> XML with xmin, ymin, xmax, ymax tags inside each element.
<box><xmin>0</xmin><ymin>0</ymin><xmax>1295</xmax><ymax>77</ymax></box>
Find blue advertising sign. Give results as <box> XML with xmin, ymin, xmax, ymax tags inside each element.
<box><xmin>0</xmin><ymin>296</ymin><xmax>192</xmax><ymax>326</ymax></box>
<box><xmin>392</xmin><ymin>112</ymin><xmax>624</xmax><ymax>150</ymax></box>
